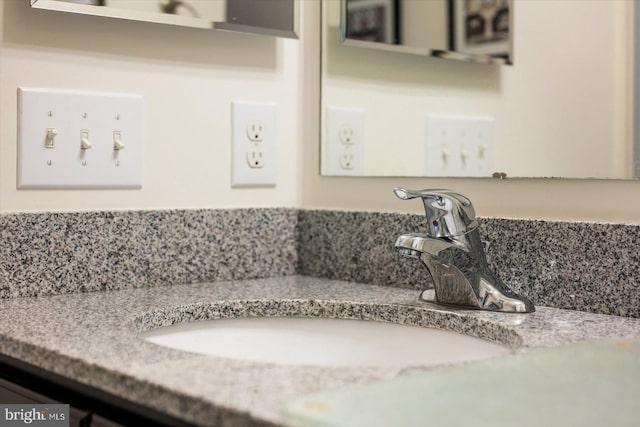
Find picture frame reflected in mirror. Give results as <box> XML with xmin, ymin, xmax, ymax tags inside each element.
<box><xmin>453</xmin><ymin>0</ymin><xmax>510</xmax><ymax>57</ymax></box>
<box><xmin>343</xmin><ymin>0</ymin><xmax>512</xmax><ymax>63</ymax></box>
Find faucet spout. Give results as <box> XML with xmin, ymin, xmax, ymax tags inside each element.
<box><xmin>394</xmin><ymin>188</ymin><xmax>535</xmax><ymax>313</ymax></box>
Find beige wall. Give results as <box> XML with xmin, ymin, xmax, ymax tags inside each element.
<box><xmin>0</xmin><ymin>0</ymin><xmax>301</xmax><ymax>213</ymax></box>
<box><xmin>401</xmin><ymin>0</ymin><xmax>446</xmax><ymax>50</ymax></box>
<box><xmin>302</xmin><ymin>1</ymin><xmax>640</xmax><ymax>223</ymax></box>
<box><xmin>2</xmin><ymin>0</ymin><xmax>640</xmax><ymax>224</ymax></box>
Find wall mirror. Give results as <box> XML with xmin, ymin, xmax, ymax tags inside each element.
<box><xmin>321</xmin><ymin>0</ymin><xmax>638</xmax><ymax>179</ymax></box>
<box><xmin>30</xmin><ymin>0</ymin><xmax>299</xmax><ymax>38</ymax></box>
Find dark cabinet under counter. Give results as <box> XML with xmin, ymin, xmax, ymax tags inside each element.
<box><xmin>0</xmin><ymin>354</ymin><xmax>187</xmax><ymax>427</ymax></box>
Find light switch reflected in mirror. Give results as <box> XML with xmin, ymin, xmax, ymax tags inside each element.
<box><xmin>321</xmin><ymin>0</ymin><xmax>638</xmax><ymax>179</ymax></box>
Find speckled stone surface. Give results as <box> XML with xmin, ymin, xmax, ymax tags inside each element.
<box><xmin>2</xmin><ymin>207</ymin><xmax>639</xmax><ymax>318</ymax></box>
<box><xmin>297</xmin><ymin>210</ymin><xmax>640</xmax><ymax>318</ymax></box>
<box><xmin>0</xmin><ymin>208</ymin><xmax>297</xmax><ymax>298</ymax></box>
<box><xmin>0</xmin><ymin>276</ymin><xmax>639</xmax><ymax>427</ymax></box>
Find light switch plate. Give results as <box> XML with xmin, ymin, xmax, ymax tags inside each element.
<box><xmin>17</xmin><ymin>88</ymin><xmax>143</xmax><ymax>188</ymax></box>
<box><xmin>425</xmin><ymin>114</ymin><xmax>494</xmax><ymax>177</ymax></box>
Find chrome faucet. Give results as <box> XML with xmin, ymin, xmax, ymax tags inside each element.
<box><xmin>394</xmin><ymin>188</ymin><xmax>534</xmax><ymax>313</ymax></box>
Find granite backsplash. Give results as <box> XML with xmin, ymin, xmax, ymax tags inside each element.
<box><xmin>1</xmin><ymin>208</ymin><xmax>638</xmax><ymax>317</ymax></box>
<box><xmin>297</xmin><ymin>210</ymin><xmax>640</xmax><ymax>318</ymax></box>
<box><xmin>0</xmin><ymin>208</ymin><xmax>298</xmax><ymax>298</ymax></box>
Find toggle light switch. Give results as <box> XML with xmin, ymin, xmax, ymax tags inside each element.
<box><xmin>460</xmin><ymin>145</ymin><xmax>469</xmax><ymax>165</ymax></box>
<box><xmin>45</xmin><ymin>128</ymin><xmax>57</xmax><ymax>148</ymax></box>
<box><xmin>441</xmin><ymin>145</ymin><xmax>451</xmax><ymax>163</ymax></box>
<box><xmin>113</xmin><ymin>131</ymin><xmax>125</xmax><ymax>150</ymax></box>
<box><xmin>80</xmin><ymin>129</ymin><xmax>92</xmax><ymax>150</ymax></box>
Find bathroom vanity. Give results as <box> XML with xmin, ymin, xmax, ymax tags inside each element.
<box><xmin>0</xmin><ymin>208</ymin><xmax>639</xmax><ymax>426</ymax></box>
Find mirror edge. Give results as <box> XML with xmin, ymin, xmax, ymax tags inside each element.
<box><xmin>213</xmin><ymin>0</ymin><xmax>299</xmax><ymax>39</ymax></box>
<box><xmin>634</xmin><ymin>0</ymin><xmax>639</xmax><ymax>178</ymax></box>
<box><xmin>213</xmin><ymin>22</ymin><xmax>299</xmax><ymax>39</ymax></box>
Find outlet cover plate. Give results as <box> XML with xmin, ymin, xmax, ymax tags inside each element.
<box><xmin>231</xmin><ymin>101</ymin><xmax>277</xmax><ymax>187</ymax></box>
<box><xmin>17</xmin><ymin>88</ymin><xmax>143</xmax><ymax>188</ymax></box>
<box><xmin>325</xmin><ymin>106</ymin><xmax>364</xmax><ymax>175</ymax></box>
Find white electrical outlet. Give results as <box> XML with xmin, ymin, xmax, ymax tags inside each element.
<box><xmin>326</xmin><ymin>107</ymin><xmax>364</xmax><ymax>175</ymax></box>
<box><xmin>231</xmin><ymin>101</ymin><xmax>277</xmax><ymax>186</ymax></box>
<box><xmin>247</xmin><ymin>148</ymin><xmax>264</xmax><ymax>168</ymax></box>
<box><xmin>338</xmin><ymin>125</ymin><xmax>355</xmax><ymax>145</ymax></box>
<box><xmin>246</xmin><ymin>122</ymin><xmax>264</xmax><ymax>142</ymax></box>
<box><xmin>425</xmin><ymin>114</ymin><xmax>494</xmax><ymax>177</ymax></box>
<box><xmin>17</xmin><ymin>88</ymin><xmax>143</xmax><ymax>188</ymax></box>
<box><xmin>340</xmin><ymin>149</ymin><xmax>355</xmax><ymax>169</ymax></box>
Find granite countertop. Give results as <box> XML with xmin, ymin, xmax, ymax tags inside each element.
<box><xmin>1</xmin><ymin>275</ymin><xmax>639</xmax><ymax>426</ymax></box>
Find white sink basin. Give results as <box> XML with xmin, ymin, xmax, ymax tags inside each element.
<box><xmin>142</xmin><ymin>317</ymin><xmax>510</xmax><ymax>368</ymax></box>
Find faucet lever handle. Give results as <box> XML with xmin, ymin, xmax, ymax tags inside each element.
<box><xmin>393</xmin><ymin>188</ymin><xmax>478</xmax><ymax>238</ymax></box>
